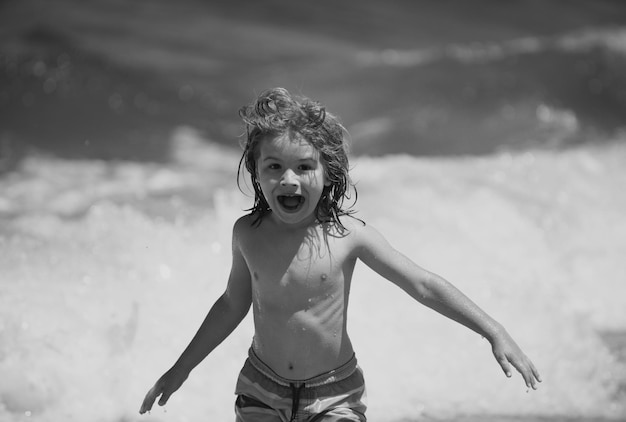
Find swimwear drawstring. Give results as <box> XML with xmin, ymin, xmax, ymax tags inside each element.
<box><xmin>289</xmin><ymin>382</ymin><xmax>305</xmax><ymax>422</ymax></box>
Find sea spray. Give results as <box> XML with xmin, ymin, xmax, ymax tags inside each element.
<box><xmin>0</xmin><ymin>135</ymin><xmax>625</xmax><ymax>421</ymax></box>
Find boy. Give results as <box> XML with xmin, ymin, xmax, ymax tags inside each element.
<box><xmin>140</xmin><ymin>88</ymin><xmax>541</xmax><ymax>421</ymax></box>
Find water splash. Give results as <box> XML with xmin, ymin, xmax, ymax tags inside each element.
<box><xmin>0</xmin><ymin>135</ymin><xmax>625</xmax><ymax>421</ymax></box>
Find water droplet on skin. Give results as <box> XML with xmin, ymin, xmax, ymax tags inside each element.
<box><xmin>320</xmin><ymin>274</ymin><xmax>327</xmax><ymax>281</ymax></box>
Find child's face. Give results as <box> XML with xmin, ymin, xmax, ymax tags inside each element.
<box><xmin>257</xmin><ymin>133</ymin><xmax>330</xmax><ymax>227</ymax></box>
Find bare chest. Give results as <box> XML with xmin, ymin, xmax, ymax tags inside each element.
<box><xmin>241</xmin><ymin>229</ymin><xmax>353</xmax><ymax>311</ymax></box>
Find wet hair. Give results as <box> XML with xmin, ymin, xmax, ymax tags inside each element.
<box><xmin>237</xmin><ymin>87</ymin><xmax>357</xmax><ymax>227</ymax></box>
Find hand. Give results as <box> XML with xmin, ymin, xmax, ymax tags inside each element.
<box><xmin>139</xmin><ymin>366</ymin><xmax>189</xmax><ymax>414</ymax></box>
<box><xmin>490</xmin><ymin>329</ymin><xmax>542</xmax><ymax>390</ymax></box>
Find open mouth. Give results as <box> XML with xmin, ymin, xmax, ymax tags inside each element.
<box><xmin>277</xmin><ymin>195</ymin><xmax>305</xmax><ymax>212</ymax></box>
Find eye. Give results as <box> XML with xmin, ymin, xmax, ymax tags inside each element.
<box><xmin>298</xmin><ymin>163</ymin><xmax>316</xmax><ymax>171</ymax></box>
<box><xmin>267</xmin><ymin>163</ymin><xmax>281</xmax><ymax>170</ymax></box>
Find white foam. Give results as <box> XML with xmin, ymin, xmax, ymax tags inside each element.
<box><xmin>357</xmin><ymin>26</ymin><xmax>626</xmax><ymax>67</ymax></box>
<box><xmin>0</xmin><ymin>136</ymin><xmax>625</xmax><ymax>421</ymax></box>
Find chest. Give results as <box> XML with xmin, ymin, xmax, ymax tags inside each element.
<box><xmin>240</xmin><ymin>227</ymin><xmax>354</xmax><ymax>307</ymax></box>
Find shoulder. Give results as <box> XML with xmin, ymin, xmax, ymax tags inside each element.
<box><xmin>234</xmin><ymin>214</ymin><xmax>254</xmax><ymax>230</ymax></box>
<box><xmin>336</xmin><ymin>216</ymin><xmax>393</xmax><ymax>259</ymax></box>
<box><xmin>321</xmin><ymin>215</ymin><xmax>364</xmax><ymax>238</ymax></box>
<box><xmin>232</xmin><ymin>214</ymin><xmax>259</xmax><ymax>245</ymax></box>
<box><xmin>326</xmin><ymin>215</ymin><xmax>380</xmax><ymax>250</ymax></box>
<box><xmin>335</xmin><ymin>215</ymin><xmax>377</xmax><ymax>239</ymax></box>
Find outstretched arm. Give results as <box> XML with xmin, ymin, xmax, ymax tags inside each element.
<box><xmin>139</xmin><ymin>222</ymin><xmax>252</xmax><ymax>414</ymax></box>
<box><xmin>354</xmin><ymin>223</ymin><xmax>541</xmax><ymax>390</ymax></box>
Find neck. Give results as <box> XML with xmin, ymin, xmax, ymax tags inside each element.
<box><xmin>267</xmin><ymin>211</ymin><xmax>319</xmax><ymax>232</ymax></box>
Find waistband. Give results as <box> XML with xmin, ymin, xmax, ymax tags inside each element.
<box><xmin>247</xmin><ymin>347</ymin><xmax>358</xmax><ymax>388</ymax></box>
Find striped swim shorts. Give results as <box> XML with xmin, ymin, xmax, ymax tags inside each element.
<box><xmin>234</xmin><ymin>347</ymin><xmax>367</xmax><ymax>422</ymax></box>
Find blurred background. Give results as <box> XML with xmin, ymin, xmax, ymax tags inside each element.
<box><xmin>2</xmin><ymin>0</ymin><xmax>626</xmax><ymax>163</ymax></box>
<box><xmin>1</xmin><ymin>1</ymin><xmax>626</xmax><ymax>422</ymax></box>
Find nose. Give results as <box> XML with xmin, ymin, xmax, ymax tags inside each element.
<box><xmin>280</xmin><ymin>169</ymin><xmax>299</xmax><ymax>187</ymax></box>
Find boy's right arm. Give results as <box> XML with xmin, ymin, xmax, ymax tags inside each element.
<box><xmin>139</xmin><ymin>220</ymin><xmax>252</xmax><ymax>414</ymax></box>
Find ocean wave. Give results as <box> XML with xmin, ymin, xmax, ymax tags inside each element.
<box><xmin>1</xmin><ymin>132</ymin><xmax>625</xmax><ymax>420</ymax></box>
<box><xmin>357</xmin><ymin>26</ymin><xmax>626</xmax><ymax>67</ymax></box>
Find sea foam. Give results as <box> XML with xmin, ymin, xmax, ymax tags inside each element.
<box><xmin>1</xmin><ymin>130</ymin><xmax>625</xmax><ymax>421</ymax></box>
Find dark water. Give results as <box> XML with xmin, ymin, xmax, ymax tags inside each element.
<box><xmin>1</xmin><ymin>0</ymin><xmax>626</xmax><ymax>166</ymax></box>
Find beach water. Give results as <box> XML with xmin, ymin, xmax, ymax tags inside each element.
<box><xmin>1</xmin><ymin>132</ymin><xmax>625</xmax><ymax>421</ymax></box>
<box><xmin>1</xmin><ymin>1</ymin><xmax>626</xmax><ymax>421</ymax></box>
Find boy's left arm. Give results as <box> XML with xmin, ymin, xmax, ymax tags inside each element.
<box><xmin>354</xmin><ymin>223</ymin><xmax>542</xmax><ymax>390</ymax></box>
